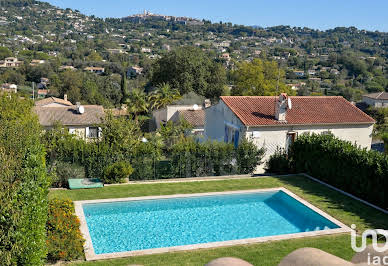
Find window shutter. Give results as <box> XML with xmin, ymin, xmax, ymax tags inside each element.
<box><xmin>85</xmin><ymin>127</ymin><xmax>89</xmax><ymax>138</ymax></box>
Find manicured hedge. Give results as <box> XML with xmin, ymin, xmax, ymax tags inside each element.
<box><xmin>290</xmin><ymin>134</ymin><xmax>388</xmax><ymax>210</ymax></box>
<box><xmin>46</xmin><ymin>199</ymin><xmax>84</xmax><ymax>262</ymax></box>
<box><xmin>44</xmin><ymin>125</ymin><xmax>265</xmax><ymax>182</ymax></box>
<box><xmin>170</xmin><ymin>139</ymin><xmax>265</xmax><ymax>177</ymax></box>
<box><xmin>0</xmin><ymin>96</ymin><xmax>50</xmax><ymax>265</ymax></box>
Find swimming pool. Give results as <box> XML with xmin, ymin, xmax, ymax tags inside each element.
<box><xmin>75</xmin><ymin>188</ymin><xmax>350</xmax><ymax>260</ymax></box>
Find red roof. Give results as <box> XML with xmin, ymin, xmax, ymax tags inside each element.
<box><xmin>220</xmin><ymin>96</ymin><xmax>375</xmax><ymax>126</ymax></box>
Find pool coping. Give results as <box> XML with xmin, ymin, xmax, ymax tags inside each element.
<box><xmin>74</xmin><ymin>187</ymin><xmax>352</xmax><ymax>261</ymax></box>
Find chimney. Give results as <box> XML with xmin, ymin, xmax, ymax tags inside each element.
<box><xmin>64</xmin><ymin>94</ymin><xmax>68</xmax><ymax>102</ymax></box>
<box><xmin>275</xmin><ymin>93</ymin><xmax>288</xmax><ymax>122</ymax></box>
<box><xmin>204</xmin><ymin>99</ymin><xmax>211</xmax><ymax>108</ymax></box>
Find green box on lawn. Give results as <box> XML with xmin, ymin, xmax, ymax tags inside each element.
<box><xmin>68</xmin><ymin>179</ymin><xmax>104</xmax><ymax>190</ymax></box>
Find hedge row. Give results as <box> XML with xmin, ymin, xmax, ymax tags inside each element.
<box><xmin>290</xmin><ymin>134</ymin><xmax>388</xmax><ymax>210</ymax></box>
<box><xmin>0</xmin><ymin>96</ymin><xmax>50</xmax><ymax>265</ymax></box>
<box><xmin>45</xmin><ymin>129</ymin><xmax>265</xmax><ymax>182</ymax></box>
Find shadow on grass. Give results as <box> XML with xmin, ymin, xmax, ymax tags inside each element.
<box><xmin>275</xmin><ymin>175</ymin><xmax>388</xmax><ymax>231</ymax></box>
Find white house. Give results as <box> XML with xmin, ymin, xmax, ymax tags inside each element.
<box><xmin>362</xmin><ymin>92</ymin><xmax>388</xmax><ymax>108</ymax></box>
<box><xmin>84</xmin><ymin>67</ymin><xmax>105</xmax><ymax>74</ymax></box>
<box><xmin>205</xmin><ymin>94</ymin><xmax>375</xmax><ymax>171</ymax></box>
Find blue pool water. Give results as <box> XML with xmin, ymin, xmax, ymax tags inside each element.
<box><xmin>83</xmin><ymin>191</ymin><xmax>339</xmax><ymax>254</ymax></box>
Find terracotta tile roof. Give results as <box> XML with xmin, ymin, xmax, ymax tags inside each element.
<box><xmin>220</xmin><ymin>96</ymin><xmax>375</xmax><ymax>126</ymax></box>
<box><xmin>35</xmin><ymin>97</ymin><xmax>73</xmax><ymax>107</ymax></box>
<box><xmin>33</xmin><ymin>105</ymin><xmax>105</xmax><ymax>126</ymax></box>
<box><xmin>363</xmin><ymin>92</ymin><xmax>388</xmax><ymax>100</ymax></box>
<box><xmin>178</xmin><ymin>109</ymin><xmax>205</xmax><ymax>127</ymax></box>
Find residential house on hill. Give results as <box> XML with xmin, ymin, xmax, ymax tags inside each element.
<box><xmin>33</xmin><ymin>96</ymin><xmax>105</xmax><ymax>140</ymax></box>
<box><xmin>170</xmin><ymin>109</ymin><xmax>205</xmax><ymax>136</ymax></box>
<box><xmin>362</xmin><ymin>92</ymin><xmax>388</xmax><ymax>108</ymax></box>
<box><xmin>205</xmin><ymin>94</ymin><xmax>375</xmax><ymax>170</ymax></box>
<box><xmin>30</xmin><ymin>59</ymin><xmax>46</xmax><ymax>66</ymax></box>
<box><xmin>127</xmin><ymin>66</ymin><xmax>144</xmax><ymax>78</ymax></box>
<box><xmin>1</xmin><ymin>83</ymin><xmax>17</xmax><ymax>93</ymax></box>
<box><xmin>84</xmin><ymin>66</ymin><xmax>105</xmax><ymax>74</ymax></box>
<box><xmin>34</xmin><ymin>96</ymin><xmax>73</xmax><ymax>107</ymax></box>
<box><xmin>0</xmin><ymin>57</ymin><xmax>23</xmax><ymax>68</ymax></box>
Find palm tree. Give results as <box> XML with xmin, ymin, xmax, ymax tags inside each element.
<box><xmin>125</xmin><ymin>88</ymin><xmax>149</xmax><ymax>121</ymax></box>
<box><xmin>149</xmin><ymin>83</ymin><xmax>181</xmax><ymax>111</ymax></box>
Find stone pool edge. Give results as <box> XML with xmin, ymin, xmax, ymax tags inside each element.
<box><xmin>73</xmin><ymin>187</ymin><xmax>352</xmax><ymax>261</ymax></box>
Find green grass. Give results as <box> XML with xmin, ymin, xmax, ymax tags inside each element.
<box><xmin>49</xmin><ymin>175</ymin><xmax>388</xmax><ymax>266</ymax></box>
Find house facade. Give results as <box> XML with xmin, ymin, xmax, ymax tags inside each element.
<box><xmin>0</xmin><ymin>57</ymin><xmax>23</xmax><ymax>68</ymax></box>
<box><xmin>362</xmin><ymin>92</ymin><xmax>388</xmax><ymax>108</ymax></box>
<box><xmin>1</xmin><ymin>83</ymin><xmax>17</xmax><ymax>93</ymax></box>
<box><xmin>205</xmin><ymin>95</ymin><xmax>375</xmax><ymax>171</ymax></box>
<box><xmin>33</xmin><ymin>96</ymin><xmax>105</xmax><ymax>140</ymax></box>
<box><xmin>84</xmin><ymin>67</ymin><xmax>105</xmax><ymax>74</ymax></box>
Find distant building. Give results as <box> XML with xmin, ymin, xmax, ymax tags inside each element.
<box><xmin>307</xmin><ymin>70</ymin><xmax>316</xmax><ymax>76</ymax></box>
<box><xmin>287</xmin><ymin>82</ymin><xmax>306</xmax><ymax>91</ymax></box>
<box><xmin>330</xmin><ymin>69</ymin><xmax>340</xmax><ymax>75</ymax></box>
<box><xmin>162</xmin><ymin>44</ymin><xmax>171</xmax><ymax>51</ymax></box>
<box><xmin>107</xmin><ymin>49</ymin><xmax>126</xmax><ymax>54</ymax></box>
<box><xmin>84</xmin><ymin>67</ymin><xmax>105</xmax><ymax>74</ymax></box>
<box><xmin>1</xmin><ymin>83</ymin><xmax>17</xmax><ymax>93</ymax></box>
<box><xmin>221</xmin><ymin>53</ymin><xmax>230</xmax><ymax>60</ymax></box>
<box><xmin>141</xmin><ymin>47</ymin><xmax>152</xmax><ymax>53</ymax></box>
<box><xmin>362</xmin><ymin>92</ymin><xmax>388</xmax><ymax>108</ymax></box>
<box><xmin>127</xmin><ymin>66</ymin><xmax>144</xmax><ymax>78</ymax></box>
<box><xmin>293</xmin><ymin>70</ymin><xmax>305</xmax><ymax>78</ymax></box>
<box><xmin>59</xmin><ymin>65</ymin><xmax>76</xmax><ymax>71</ymax></box>
<box><xmin>0</xmin><ymin>57</ymin><xmax>23</xmax><ymax>68</ymax></box>
<box><xmin>30</xmin><ymin>59</ymin><xmax>46</xmax><ymax>66</ymax></box>
<box><xmin>37</xmin><ymin>77</ymin><xmax>50</xmax><ymax>89</ymax></box>
<box><xmin>37</xmin><ymin>89</ymin><xmax>49</xmax><ymax>98</ymax></box>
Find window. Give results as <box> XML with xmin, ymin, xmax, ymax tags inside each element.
<box><xmin>224</xmin><ymin>125</ymin><xmax>240</xmax><ymax>148</ymax></box>
<box><xmin>286</xmin><ymin>132</ymin><xmax>297</xmax><ymax>151</ymax></box>
<box><xmin>88</xmin><ymin>127</ymin><xmax>99</xmax><ymax>138</ymax></box>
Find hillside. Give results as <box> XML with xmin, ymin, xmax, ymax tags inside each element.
<box><xmin>0</xmin><ymin>0</ymin><xmax>387</xmax><ymax>106</ymax></box>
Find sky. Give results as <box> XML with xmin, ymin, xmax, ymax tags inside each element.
<box><xmin>46</xmin><ymin>0</ymin><xmax>388</xmax><ymax>32</ymax></box>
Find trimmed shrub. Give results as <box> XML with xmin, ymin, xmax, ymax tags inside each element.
<box><xmin>170</xmin><ymin>139</ymin><xmax>237</xmax><ymax>177</ymax></box>
<box><xmin>103</xmin><ymin>161</ymin><xmax>134</xmax><ymax>184</ymax></box>
<box><xmin>46</xmin><ymin>199</ymin><xmax>85</xmax><ymax>262</ymax></box>
<box><xmin>0</xmin><ymin>96</ymin><xmax>50</xmax><ymax>265</ymax></box>
<box><xmin>236</xmin><ymin>139</ymin><xmax>266</xmax><ymax>174</ymax></box>
<box><xmin>265</xmin><ymin>148</ymin><xmax>292</xmax><ymax>174</ymax></box>
<box><xmin>291</xmin><ymin>133</ymin><xmax>388</xmax><ymax>210</ymax></box>
<box><xmin>170</xmin><ymin>138</ymin><xmax>264</xmax><ymax>177</ymax></box>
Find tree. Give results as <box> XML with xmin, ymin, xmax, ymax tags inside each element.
<box><xmin>101</xmin><ymin>112</ymin><xmax>141</xmax><ymax>152</ymax></box>
<box><xmin>58</xmin><ymin>70</ymin><xmax>83</xmax><ymax>102</ymax></box>
<box><xmin>149</xmin><ymin>82</ymin><xmax>181</xmax><ymax>110</ymax></box>
<box><xmin>0</xmin><ymin>47</ymin><xmax>12</xmax><ymax>60</ymax></box>
<box><xmin>231</xmin><ymin>58</ymin><xmax>295</xmax><ymax>96</ymax></box>
<box><xmin>86</xmin><ymin>51</ymin><xmax>103</xmax><ymax>62</ymax></box>
<box><xmin>120</xmin><ymin>73</ymin><xmax>129</xmax><ymax>104</ymax></box>
<box><xmin>150</xmin><ymin>46</ymin><xmax>226</xmax><ymax>100</ymax></box>
<box><xmin>125</xmin><ymin>88</ymin><xmax>149</xmax><ymax>120</ymax></box>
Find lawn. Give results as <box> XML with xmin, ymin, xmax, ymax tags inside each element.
<box><xmin>49</xmin><ymin>175</ymin><xmax>388</xmax><ymax>266</ymax></box>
